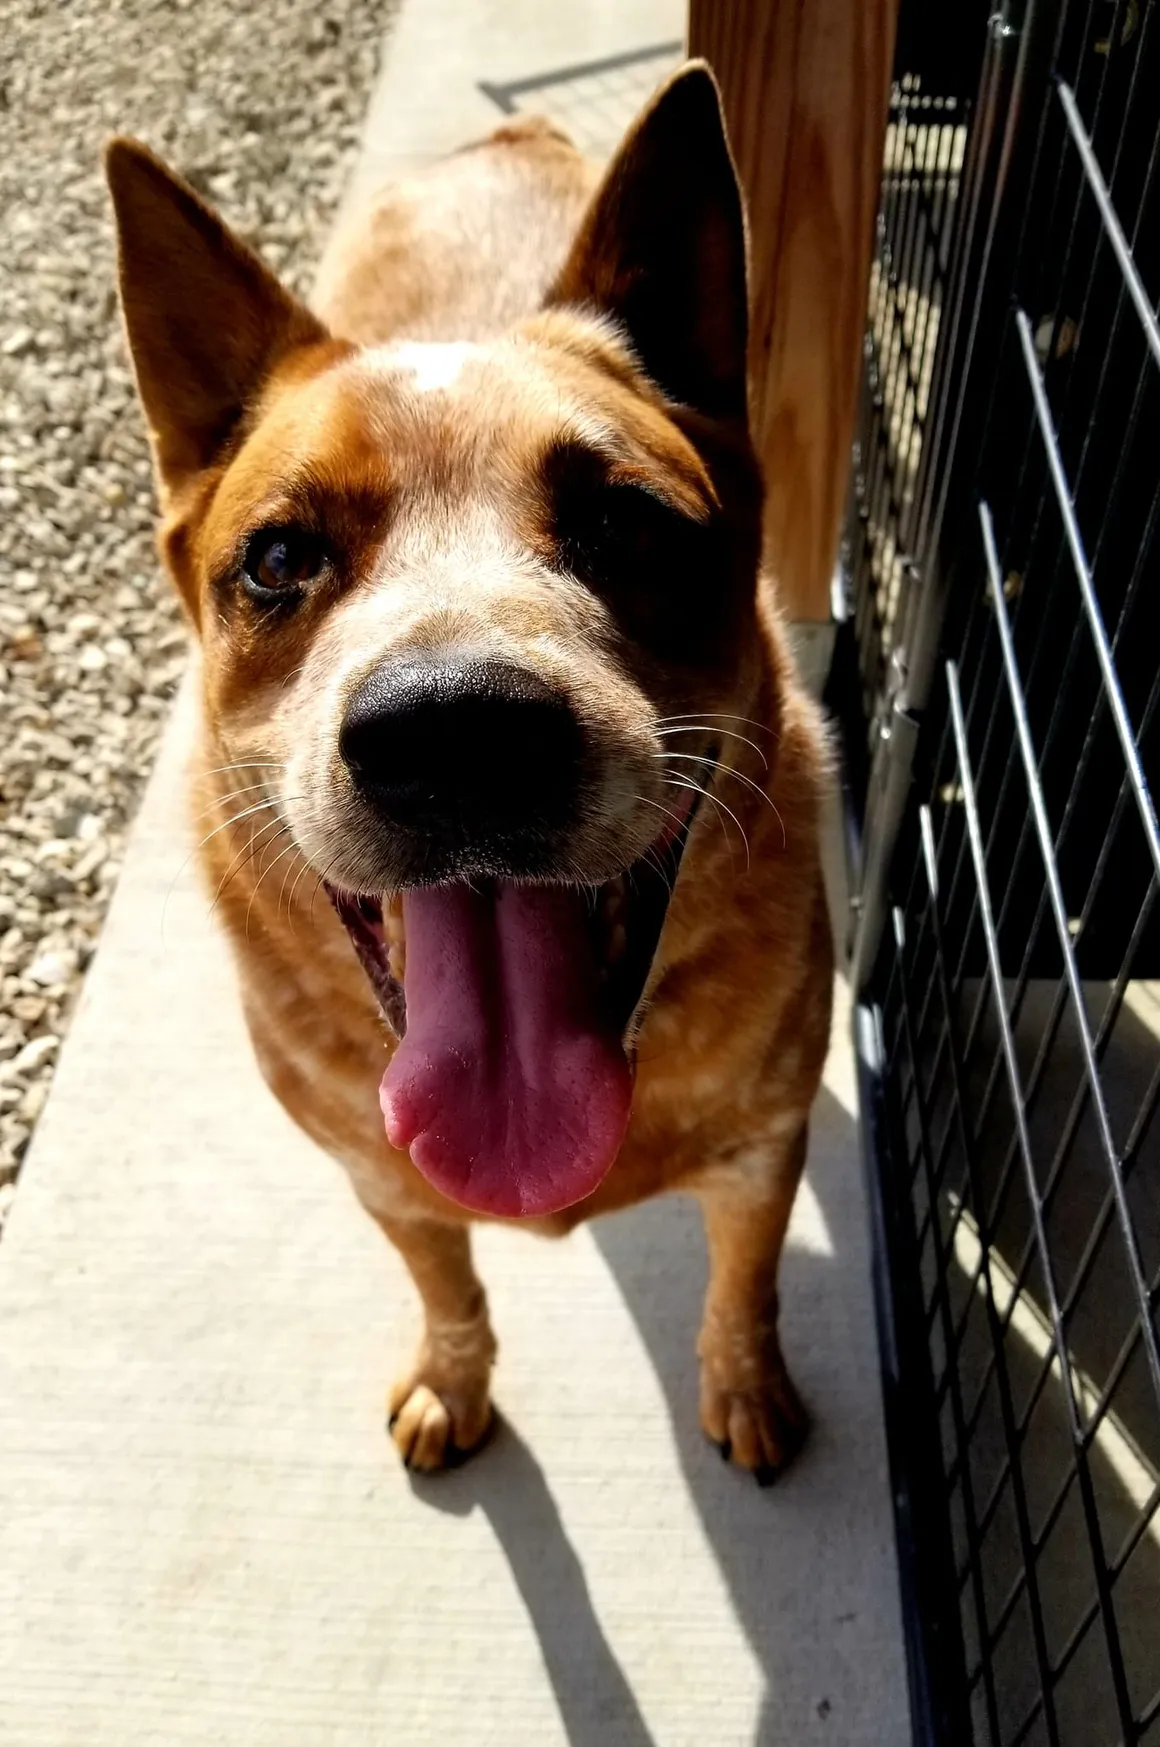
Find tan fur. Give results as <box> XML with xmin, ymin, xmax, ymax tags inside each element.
<box><xmin>107</xmin><ymin>68</ymin><xmax>833</xmax><ymax>1480</ymax></box>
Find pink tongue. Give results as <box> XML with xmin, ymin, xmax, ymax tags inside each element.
<box><xmin>379</xmin><ymin>883</ymin><xmax>632</xmax><ymax>1217</ymax></box>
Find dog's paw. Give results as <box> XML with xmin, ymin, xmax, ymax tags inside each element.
<box><xmin>387</xmin><ymin>1327</ymin><xmax>495</xmax><ymax>1473</ymax></box>
<box><xmin>697</xmin><ymin>1316</ymin><xmax>808</xmax><ymax>1484</ymax></box>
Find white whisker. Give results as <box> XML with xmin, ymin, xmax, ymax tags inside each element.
<box><xmin>245</xmin><ymin>829</ymin><xmax>299</xmax><ymax>940</ymax></box>
<box><xmin>194</xmin><ymin>780</ymin><xmax>274</xmax><ymax>821</ymax></box>
<box><xmin>663</xmin><ymin>776</ymin><xmax>750</xmax><ymax>870</ymax></box>
<box><xmin>287</xmin><ymin>849</ymin><xmax>322</xmax><ymax>929</ymax></box>
<box><xmin>630</xmin><ymin>795</ymin><xmax>692</xmax><ymax>896</ymax></box>
<box><xmin>640</xmin><ymin>843</ymin><xmax>676</xmax><ymax>897</ymax></box>
<box><xmin>160</xmin><ymin>773</ymin><xmax>299</xmax><ymax>948</ymax></box>
<box><xmin>275</xmin><ymin>836</ymin><xmax>312</xmax><ymax>923</ymax></box>
<box><xmin>309</xmin><ymin>855</ymin><xmax>344</xmax><ymax>927</ymax></box>
<box><xmin>654</xmin><ymin>723</ymin><xmax>769</xmax><ymax>769</ymax></box>
<box><xmin>634</xmin><ymin>793</ymin><xmax>693</xmax><ymax>835</ymax></box>
<box><xmin>655</xmin><ymin>711</ymin><xmax>777</xmax><ymax>741</ymax></box>
<box><xmin>195</xmin><ymin>795</ymin><xmax>284</xmax><ymax>853</ymax></box>
<box><xmin>201</xmin><ymin>761</ymin><xmax>287</xmax><ymax>778</ymax></box>
<box><xmin>208</xmin><ymin>813</ymin><xmax>288</xmax><ymax>920</ymax></box>
<box><xmin>657</xmin><ymin>753</ymin><xmax>786</xmax><ymax>850</ymax></box>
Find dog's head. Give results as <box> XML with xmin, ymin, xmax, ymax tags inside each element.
<box><xmin>108</xmin><ymin>65</ymin><xmax>770</xmax><ymax>1218</ymax></box>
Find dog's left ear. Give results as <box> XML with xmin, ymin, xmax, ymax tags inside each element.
<box><xmin>548</xmin><ymin>61</ymin><xmax>749</xmax><ymax>425</ymax></box>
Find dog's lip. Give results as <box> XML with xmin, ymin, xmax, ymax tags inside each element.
<box><xmin>329</xmin><ymin>889</ymin><xmax>407</xmax><ymax>1036</ymax></box>
<box><xmin>325</xmin><ymin>744</ymin><xmax>717</xmax><ymax>1045</ymax></box>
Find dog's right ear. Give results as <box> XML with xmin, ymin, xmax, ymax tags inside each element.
<box><xmin>105</xmin><ymin>138</ymin><xmax>329</xmax><ymax>497</ymax></box>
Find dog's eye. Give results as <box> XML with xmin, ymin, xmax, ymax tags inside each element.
<box><xmin>542</xmin><ymin>440</ymin><xmax>727</xmax><ymax>660</ymax></box>
<box><xmin>556</xmin><ymin>475</ymin><xmax>687</xmax><ymax>580</ymax></box>
<box><xmin>558</xmin><ymin>478</ymin><xmax>704</xmax><ymax>589</ymax></box>
<box><xmin>596</xmin><ymin>485</ymin><xmax>676</xmax><ymax>559</ymax></box>
<box><xmin>556</xmin><ymin>478</ymin><xmax>722</xmax><ymax>660</ymax></box>
<box><xmin>241</xmin><ymin>527</ymin><xmax>326</xmax><ymax>603</ymax></box>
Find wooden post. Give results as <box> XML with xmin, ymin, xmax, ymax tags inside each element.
<box><xmin>689</xmin><ymin>0</ymin><xmax>899</xmax><ymax>621</ymax></box>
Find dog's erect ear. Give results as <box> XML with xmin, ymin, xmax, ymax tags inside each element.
<box><xmin>105</xmin><ymin>138</ymin><xmax>329</xmax><ymax>494</ymax></box>
<box><xmin>548</xmin><ymin>62</ymin><xmax>749</xmax><ymax>424</ymax></box>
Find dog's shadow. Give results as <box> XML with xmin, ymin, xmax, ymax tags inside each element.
<box><xmin>414</xmin><ymin>1417</ymin><xmax>655</xmax><ymax>1747</ymax></box>
<box><xmin>590</xmin><ymin>1087</ymin><xmax>866</xmax><ymax>1747</ymax></box>
<box><xmin>418</xmin><ymin>1085</ymin><xmax>864</xmax><ymax>1747</ymax></box>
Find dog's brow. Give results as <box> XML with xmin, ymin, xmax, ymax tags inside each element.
<box><xmin>555</xmin><ymin>416</ymin><xmax>625</xmax><ymax>467</ymax></box>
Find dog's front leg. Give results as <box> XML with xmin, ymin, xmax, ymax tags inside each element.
<box><xmin>375</xmin><ymin>1215</ymin><xmax>497</xmax><ymax>1473</ymax></box>
<box><xmin>694</xmin><ymin>1121</ymin><xmax>810</xmax><ymax>1484</ymax></box>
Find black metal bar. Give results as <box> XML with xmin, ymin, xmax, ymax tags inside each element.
<box><xmin>854</xmin><ymin>1001</ymin><xmax>974</xmax><ymax>1747</ymax></box>
<box><xmin>951</xmin><ymin>1195</ymin><xmax>1160</xmax><ymax>1599</ymax></box>
<box><xmin>844</xmin><ymin>1</ymin><xmax>1160</xmax><ymax>1735</ymax></box>
<box><xmin>950</xmin><ymin>606</ymin><xmax>1138</xmax><ymax>1736</ymax></box>
<box><xmin>907</xmin><ymin>6</ymin><xmax>1026</xmax><ymax>589</ymax></box>
<box><xmin>850</xmin><ymin>8</ymin><xmax>1028</xmax><ymax>991</ymax></box>
<box><xmin>1043</xmin><ymin>74</ymin><xmax>1160</xmax><ymax>574</ymax></box>
<box><xmin>891</xmin><ymin>894</ymin><xmax>1002</xmax><ymax>1743</ymax></box>
<box><xmin>918</xmin><ymin>518</ymin><xmax>1160</xmax><ymax>1382</ymax></box>
<box><xmin>1012</xmin><ymin>310</ymin><xmax>1160</xmax><ymax>884</ymax></box>
<box><xmin>973</xmin><ymin>1284</ymin><xmax>1160</xmax><ymax>1663</ymax></box>
<box><xmin>954</xmin><ymin>864</ymin><xmax>1159</xmax><ymax>1380</ymax></box>
<box><xmin>909</xmin><ymin>314</ymin><xmax>1160</xmax><ymax>1337</ymax></box>
<box><xmin>1056</xmin><ymin>78</ymin><xmax>1160</xmax><ymax>367</ymax></box>
<box><xmin>979</xmin><ymin>498</ymin><xmax>1160</xmax><ymax>1403</ymax></box>
<box><xmin>946</xmin><ymin>657</ymin><xmax>1066</xmax><ymax>1743</ymax></box>
<box><xmin>1110</xmin><ymin>1460</ymin><xmax>1160</xmax><ymax>1583</ymax></box>
<box><xmin>926</xmin><ymin>609</ymin><xmax>1160</xmax><ymax>1604</ymax></box>
<box><xmin>1137</xmin><ymin>1681</ymin><xmax>1160</xmax><ymax>1736</ymax></box>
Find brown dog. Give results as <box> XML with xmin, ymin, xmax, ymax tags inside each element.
<box><xmin>105</xmin><ymin>63</ymin><xmax>833</xmax><ymax>1482</ymax></box>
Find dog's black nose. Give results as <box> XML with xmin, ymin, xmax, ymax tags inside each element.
<box><xmin>339</xmin><ymin>655</ymin><xmax>583</xmax><ymax>844</ymax></box>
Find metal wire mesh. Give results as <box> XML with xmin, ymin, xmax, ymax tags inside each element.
<box><xmin>479</xmin><ymin>41</ymin><xmax>684</xmax><ymax>158</ymax></box>
<box><xmin>852</xmin><ymin>0</ymin><xmax>1160</xmax><ymax>1741</ymax></box>
<box><xmin>850</xmin><ymin>80</ymin><xmax>971</xmax><ymax>728</ymax></box>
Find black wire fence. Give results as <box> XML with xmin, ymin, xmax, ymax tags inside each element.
<box><xmin>844</xmin><ymin>1</ymin><xmax>1160</xmax><ymax>1742</ymax></box>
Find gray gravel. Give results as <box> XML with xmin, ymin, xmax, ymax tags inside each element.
<box><xmin>0</xmin><ymin>0</ymin><xmax>393</xmax><ymax>1229</ymax></box>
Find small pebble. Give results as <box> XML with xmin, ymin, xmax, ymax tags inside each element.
<box><xmin>17</xmin><ymin>1082</ymin><xmax>48</xmax><ymax>1125</ymax></box>
<box><xmin>25</xmin><ymin>950</ymin><xmax>77</xmax><ymax>988</ymax></box>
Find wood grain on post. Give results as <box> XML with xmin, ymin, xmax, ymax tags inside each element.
<box><xmin>689</xmin><ymin>0</ymin><xmax>899</xmax><ymax>621</ymax></box>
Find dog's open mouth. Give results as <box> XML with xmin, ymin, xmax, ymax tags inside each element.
<box><xmin>327</xmin><ymin>761</ymin><xmax>710</xmax><ymax>1220</ymax></box>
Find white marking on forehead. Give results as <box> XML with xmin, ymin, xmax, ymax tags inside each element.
<box><xmin>351</xmin><ymin>336</ymin><xmax>622</xmax><ymax>461</ymax></box>
<box><xmin>363</xmin><ymin>340</ymin><xmax>480</xmax><ymax>395</ymax></box>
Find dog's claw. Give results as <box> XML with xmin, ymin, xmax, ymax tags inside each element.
<box><xmin>717</xmin><ymin>1437</ymin><xmax>732</xmax><ymax>1463</ymax></box>
<box><xmin>387</xmin><ymin>1377</ymin><xmax>492</xmax><ymax>1474</ymax></box>
<box><xmin>755</xmin><ymin>1462</ymin><xmax>779</xmax><ymax>1489</ymax></box>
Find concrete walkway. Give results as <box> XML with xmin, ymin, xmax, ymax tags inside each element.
<box><xmin>0</xmin><ymin>7</ymin><xmax>909</xmax><ymax>1743</ymax></box>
